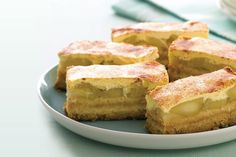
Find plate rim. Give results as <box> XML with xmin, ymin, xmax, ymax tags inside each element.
<box><xmin>37</xmin><ymin>65</ymin><xmax>236</xmax><ymax>149</ymax></box>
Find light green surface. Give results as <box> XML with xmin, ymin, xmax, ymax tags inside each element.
<box><xmin>2</xmin><ymin>0</ymin><xmax>236</xmax><ymax>156</ymax></box>
<box><xmin>148</xmin><ymin>0</ymin><xmax>236</xmax><ymax>43</ymax></box>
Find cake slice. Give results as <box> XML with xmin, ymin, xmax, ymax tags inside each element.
<box><xmin>55</xmin><ymin>40</ymin><xmax>159</xmax><ymax>90</ymax></box>
<box><xmin>65</xmin><ymin>61</ymin><xmax>168</xmax><ymax>121</ymax></box>
<box><xmin>112</xmin><ymin>21</ymin><xmax>208</xmax><ymax>65</ymax></box>
<box><xmin>168</xmin><ymin>37</ymin><xmax>236</xmax><ymax>81</ymax></box>
<box><xmin>146</xmin><ymin>68</ymin><xmax>236</xmax><ymax>134</ymax></box>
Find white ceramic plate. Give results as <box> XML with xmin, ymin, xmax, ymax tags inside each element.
<box><xmin>37</xmin><ymin>65</ymin><xmax>236</xmax><ymax>149</ymax></box>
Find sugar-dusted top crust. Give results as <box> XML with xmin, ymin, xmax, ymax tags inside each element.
<box><xmin>112</xmin><ymin>21</ymin><xmax>208</xmax><ymax>37</ymax></box>
<box><xmin>149</xmin><ymin>68</ymin><xmax>236</xmax><ymax>111</ymax></box>
<box><xmin>67</xmin><ymin>61</ymin><xmax>167</xmax><ymax>83</ymax></box>
<box><xmin>170</xmin><ymin>37</ymin><xmax>236</xmax><ymax>59</ymax></box>
<box><xmin>58</xmin><ymin>40</ymin><xmax>158</xmax><ymax>58</ymax></box>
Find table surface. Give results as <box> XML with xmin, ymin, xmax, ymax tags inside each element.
<box><xmin>1</xmin><ymin>0</ymin><xmax>236</xmax><ymax>156</ymax></box>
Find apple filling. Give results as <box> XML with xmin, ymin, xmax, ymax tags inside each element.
<box><xmin>168</xmin><ymin>85</ymin><xmax>236</xmax><ymax>116</ymax></box>
<box><xmin>204</xmin><ymin>97</ymin><xmax>227</xmax><ymax>109</ymax></box>
<box><xmin>61</xmin><ymin>56</ymin><xmax>93</xmax><ymax>67</ymax></box>
<box><xmin>227</xmin><ymin>85</ymin><xmax>236</xmax><ymax>101</ymax></box>
<box><xmin>171</xmin><ymin>98</ymin><xmax>203</xmax><ymax>116</ymax></box>
<box><xmin>122</xmin><ymin>34</ymin><xmax>178</xmax><ymax>64</ymax></box>
<box><xmin>69</xmin><ymin>83</ymin><xmax>146</xmax><ymax>99</ymax></box>
<box><xmin>170</xmin><ymin>56</ymin><xmax>233</xmax><ymax>73</ymax></box>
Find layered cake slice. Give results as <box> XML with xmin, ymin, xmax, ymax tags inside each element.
<box><xmin>168</xmin><ymin>37</ymin><xmax>236</xmax><ymax>80</ymax></box>
<box><xmin>112</xmin><ymin>21</ymin><xmax>208</xmax><ymax>65</ymax></box>
<box><xmin>146</xmin><ymin>68</ymin><xmax>236</xmax><ymax>134</ymax></box>
<box><xmin>55</xmin><ymin>40</ymin><xmax>159</xmax><ymax>90</ymax></box>
<box><xmin>65</xmin><ymin>61</ymin><xmax>168</xmax><ymax>121</ymax></box>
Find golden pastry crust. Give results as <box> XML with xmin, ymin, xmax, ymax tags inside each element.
<box><xmin>112</xmin><ymin>21</ymin><xmax>208</xmax><ymax>39</ymax></box>
<box><xmin>169</xmin><ymin>37</ymin><xmax>236</xmax><ymax>60</ymax></box>
<box><xmin>148</xmin><ymin>67</ymin><xmax>236</xmax><ymax>112</ymax></box>
<box><xmin>67</xmin><ymin>61</ymin><xmax>168</xmax><ymax>88</ymax></box>
<box><xmin>59</xmin><ymin>40</ymin><xmax>159</xmax><ymax>58</ymax></box>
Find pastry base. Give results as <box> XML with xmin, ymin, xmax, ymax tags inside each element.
<box><xmin>146</xmin><ymin>101</ymin><xmax>236</xmax><ymax>134</ymax></box>
<box><xmin>65</xmin><ymin>98</ymin><xmax>146</xmax><ymax>121</ymax></box>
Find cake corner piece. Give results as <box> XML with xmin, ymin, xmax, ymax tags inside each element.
<box><xmin>168</xmin><ymin>37</ymin><xmax>236</xmax><ymax>81</ymax></box>
<box><xmin>65</xmin><ymin>61</ymin><xmax>168</xmax><ymax>121</ymax></box>
<box><xmin>146</xmin><ymin>67</ymin><xmax>236</xmax><ymax>134</ymax></box>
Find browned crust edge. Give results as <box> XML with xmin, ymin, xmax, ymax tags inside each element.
<box><xmin>64</xmin><ymin>104</ymin><xmax>145</xmax><ymax>121</ymax></box>
<box><xmin>146</xmin><ymin>105</ymin><xmax>236</xmax><ymax>134</ymax></box>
